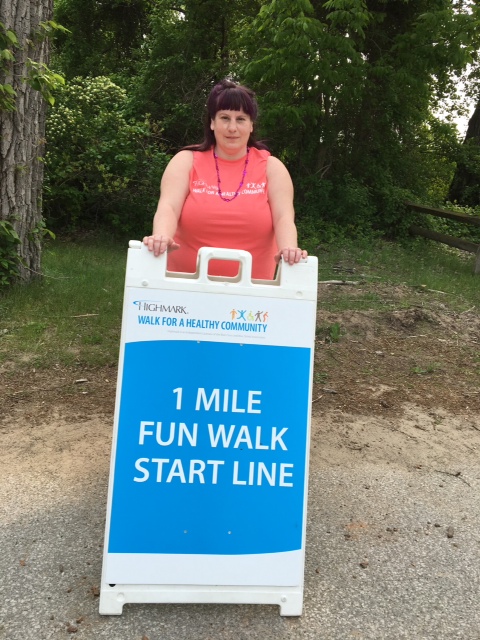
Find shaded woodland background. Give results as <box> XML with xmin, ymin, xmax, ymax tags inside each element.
<box><xmin>3</xmin><ymin>0</ymin><xmax>480</xmax><ymax>283</ymax></box>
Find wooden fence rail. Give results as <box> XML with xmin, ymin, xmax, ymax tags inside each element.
<box><xmin>405</xmin><ymin>201</ymin><xmax>480</xmax><ymax>275</ymax></box>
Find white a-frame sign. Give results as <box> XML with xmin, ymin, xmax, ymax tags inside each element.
<box><xmin>99</xmin><ymin>243</ymin><xmax>318</xmax><ymax>616</ymax></box>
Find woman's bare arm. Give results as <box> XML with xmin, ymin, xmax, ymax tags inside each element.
<box><xmin>143</xmin><ymin>150</ymin><xmax>193</xmax><ymax>256</ymax></box>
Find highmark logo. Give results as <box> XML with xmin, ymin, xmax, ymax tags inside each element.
<box><xmin>133</xmin><ymin>300</ymin><xmax>188</xmax><ymax>314</ymax></box>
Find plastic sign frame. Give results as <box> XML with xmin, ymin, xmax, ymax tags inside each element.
<box><xmin>99</xmin><ymin>244</ymin><xmax>318</xmax><ymax>616</ymax></box>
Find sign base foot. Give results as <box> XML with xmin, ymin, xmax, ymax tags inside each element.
<box><xmin>99</xmin><ymin>583</ymin><xmax>303</xmax><ymax>617</ymax></box>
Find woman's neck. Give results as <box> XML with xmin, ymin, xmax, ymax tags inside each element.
<box><xmin>213</xmin><ymin>145</ymin><xmax>249</xmax><ymax>161</ymax></box>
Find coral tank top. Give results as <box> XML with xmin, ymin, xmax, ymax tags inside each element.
<box><xmin>167</xmin><ymin>147</ymin><xmax>278</xmax><ymax>279</ymax></box>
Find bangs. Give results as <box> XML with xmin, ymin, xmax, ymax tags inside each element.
<box><xmin>212</xmin><ymin>87</ymin><xmax>258</xmax><ymax>120</ymax></box>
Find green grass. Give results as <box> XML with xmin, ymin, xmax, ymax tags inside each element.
<box><xmin>315</xmin><ymin>237</ymin><xmax>480</xmax><ymax>312</ymax></box>
<box><xmin>0</xmin><ymin>237</ymin><xmax>125</xmax><ymax>369</ymax></box>
<box><xmin>0</xmin><ymin>234</ymin><xmax>478</xmax><ymax>371</ymax></box>
<box><xmin>316</xmin><ymin>322</ymin><xmax>343</xmax><ymax>343</ymax></box>
<box><xmin>410</xmin><ymin>362</ymin><xmax>442</xmax><ymax>375</ymax></box>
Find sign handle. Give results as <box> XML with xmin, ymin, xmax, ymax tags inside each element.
<box><xmin>196</xmin><ymin>247</ymin><xmax>253</xmax><ymax>285</ymax></box>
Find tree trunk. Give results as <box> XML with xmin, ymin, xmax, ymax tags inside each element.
<box><xmin>447</xmin><ymin>101</ymin><xmax>480</xmax><ymax>206</ymax></box>
<box><xmin>0</xmin><ymin>0</ymin><xmax>53</xmax><ymax>281</ymax></box>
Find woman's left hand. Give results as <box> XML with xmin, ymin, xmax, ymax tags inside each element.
<box><xmin>274</xmin><ymin>248</ymin><xmax>308</xmax><ymax>265</ymax></box>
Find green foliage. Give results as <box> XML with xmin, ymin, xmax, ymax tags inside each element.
<box><xmin>0</xmin><ymin>21</ymin><xmax>19</xmax><ymax>111</ymax></box>
<box><xmin>128</xmin><ymin>0</ymin><xmax>261</xmax><ymax>150</ymax></box>
<box><xmin>0</xmin><ymin>221</ymin><xmax>20</xmax><ymax>289</ymax></box>
<box><xmin>241</xmin><ymin>0</ymin><xmax>480</xmax><ymax>231</ymax></box>
<box><xmin>326</xmin><ymin>321</ymin><xmax>342</xmax><ymax>343</ymax></box>
<box><xmin>53</xmin><ymin>0</ymin><xmax>152</xmax><ymax>79</ymax></box>
<box><xmin>0</xmin><ymin>21</ymin><xmax>66</xmax><ymax>111</ymax></box>
<box><xmin>420</xmin><ymin>117</ymin><xmax>459</xmax><ymax>203</ymax></box>
<box><xmin>295</xmin><ymin>174</ymin><xmax>378</xmax><ymax>246</ymax></box>
<box><xmin>411</xmin><ymin>363</ymin><xmax>441</xmax><ymax>375</ymax></box>
<box><xmin>369</xmin><ymin>182</ymin><xmax>418</xmax><ymax>237</ymax></box>
<box><xmin>31</xmin><ymin>217</ymin><xmax>56</xmax><ymax>242</ymax></box>
<box><xmin>37</xmin><ymin>20</ymin><xmax>70</xmax><ymax>38</ymax></box>
<box><xmin>431</xmin><ymin>202</ymin><xmax>480</xmax><ymax>244</ymax></box>
<box><xmin>25</xmin><ymin>59</ymin><xmax>65</xmax><ymax>106</ymax></box>
<box><xmin>45</xmin><ymin>0</ymin><xmax>480</xmax><ymax>240</ymax></box>
<box><xmin>294</xmin><ymin>172</ymin><xmax>424</xmax><ymax>248</ymax></box>
<box><xmin>44</xmin><ymin>76</ymin><xmax>170</xmax><ymax>235</ymax></box>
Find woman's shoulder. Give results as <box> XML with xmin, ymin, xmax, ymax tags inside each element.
<box><xmin>173</xmin><ymin>149</ymin><xmax>195</xmax><ymax>162</ymax></box>
<box><xmin>266</xmin><ymin>155</ymin><xmax>291</xmax><ymax>181</ymax></box>
<box><xmin>266</xmin><ymin>154</ymin><xmax>286</xmax><ymax>169</ymax></box>
<box><xmin>250</xmin><ymin>146</ymin><xmax>271</xmax><ymax>160</ymax></box>
<box><xmin>167</xmin><ymin>149</ymin><xmax>194</xmax><ymax>171</ymax></box>
<box><xmin>161</xmin><ymin>149</ymin><xmax>194</xmax><ymax>185</ymax></box>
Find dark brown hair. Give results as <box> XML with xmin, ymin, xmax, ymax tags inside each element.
<box><xmin>183</xmin><ymin>79</ymin><xmax>269</xmax><ymax>152</ymax></box>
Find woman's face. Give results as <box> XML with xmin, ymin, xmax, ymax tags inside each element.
<box><xmin>210</xmin><ymin>109</ymin><xmax>253</xmax><ymax>159</ymax></box>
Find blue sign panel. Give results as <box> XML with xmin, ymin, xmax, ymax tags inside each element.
<box><xmin>108</xmin><ymin>339</ymin><xmax>311</xmax><ymax>556</ymax></box>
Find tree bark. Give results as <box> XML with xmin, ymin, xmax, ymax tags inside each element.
<box><xmin>0</xmin><ymin>0</ymin><xmax>53</xmax><ymax>281</ymax></box>
<box><xmin>447</xmin><ymin>101</ymin><xmax>480</xmax><ymax>206</ymax></box>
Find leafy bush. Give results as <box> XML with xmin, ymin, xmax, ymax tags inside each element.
<box><xmin>295</xmin><ymin>174</ymin><xmax>379</xmax><ymax>248</ymax></box>
<box><xmin>44</xmin><ymin>76</ymin><xmax>169</xmax><ymax>237</ymax></box>
<box><xmin>433</xmin><ymin>202</ymin><xmax>480</xmax><ymax>244</ymax></box>
<box><xmin>369</xmin><ymin>182</ymin><xmax>417</xmax><ymax>238</ymax></box>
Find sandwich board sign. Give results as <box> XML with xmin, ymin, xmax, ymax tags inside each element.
<box><xmin>99</xmin><ymin>243</ymin><xmax>318</xmax><ymax>616</ymax></box>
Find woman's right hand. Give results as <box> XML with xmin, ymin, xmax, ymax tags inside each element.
<box><xmin>143</xmin><ymin>235</ymin><xmax>180</xmax><ymax>257</ymax></box>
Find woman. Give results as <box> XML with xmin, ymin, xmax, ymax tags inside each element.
<box><xmin>143</xmin><ymin>79</ymin><xmax>307</xmax><ymax>279</ymax></box>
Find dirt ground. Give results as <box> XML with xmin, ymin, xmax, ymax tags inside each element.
<box><xmin>1</xmin><ymin>279</ymin><xmax>480</xmax><ymax>640</ymax></box>
<box><xmin>1</xmin><ymin>281</ymin><xmax>479</xmax><ymax>483</ymax></box>
<box><xmin>310</xmin><ymin>281</ymin><xmax>480</xmax><ymax>475</ymax></box>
